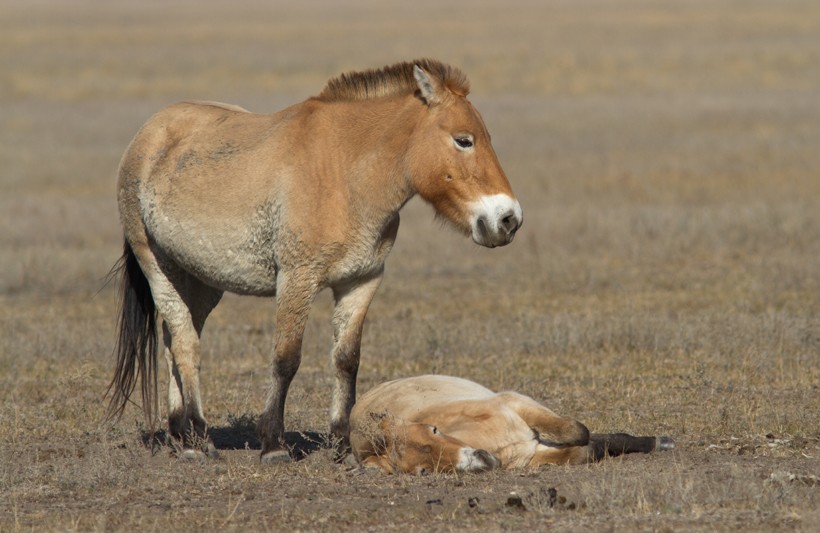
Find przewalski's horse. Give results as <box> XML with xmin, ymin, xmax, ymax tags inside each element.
<box><xmin>108</xmin><ymin>59</ymin><xmax>522</xmax><ymax>462</ymax></box>
<box><xmin>350</xmin><ymin>375</ymin><xmax>675</xmax><ymax>474</ymax></box>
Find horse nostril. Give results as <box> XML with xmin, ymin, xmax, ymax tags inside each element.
<box><xmin>474</xmin><ymin>449</ymin><xmax>501</xmax><ymax>470</ymax></box>
<box><xmin>499</xmin><ymin>212</ymin><xmax>519</xmax><ymax>235</ymax></box>
<box><xmin>476</xmin><ymin>216</ymin><xmax>489</xmax><ymax>237</ymax></box>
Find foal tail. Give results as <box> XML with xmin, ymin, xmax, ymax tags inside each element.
<box><xmin>105</xmin><ymin>241</ymin><xmax>159</xmax><ymax>425</ymax></box>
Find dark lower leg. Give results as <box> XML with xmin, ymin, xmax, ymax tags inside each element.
<box><xmin>590</xmin><ymin>432</ymin><xmax>657</xmax><ymax>460</ymax></box>
<box><xmin>329</xmin><ymin>346</ymin><xmax>359</xmax><ymax>459</ymax></box>
<box><xmin>168</xmin><ymin>404</ymin><xmax>207</xmax><ymax>444</ymax></box>
<box><xmin>258</xmin><ymin>354</ymin><xmax>300</xmax><ymax>459</ymax></box>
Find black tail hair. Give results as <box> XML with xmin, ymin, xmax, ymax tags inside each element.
<box><xmin>105</xmin><ymin>241</ymin><xmax>158</xmax><ymax>425</ymax></box>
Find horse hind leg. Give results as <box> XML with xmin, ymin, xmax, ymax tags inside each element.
<box><xmin>135</xmin><ymin>246</ymin><xmax>223</xmax><ymax>457</ymax></box>
<box><xmin>589</xmin><ymin>433</ymin><xmax>676</xmax><ymax>460</ymax></box>
<box><xmin>166</xmin><ymin>279</ymin><xmax>222</xmax><ymax>458</ymax></box>
<box><xmin>498</xmin><ymin>392</ymin><xmax>590</xmax><ymax>447</ymax></box>
<box><xmin>527</xmin><ymin>434</ymin><xmax>676</xmax><ymax>467</ymax></box>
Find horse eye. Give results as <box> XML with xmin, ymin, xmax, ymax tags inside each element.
<box><xmin>454</xmin><ymin>137</ymin><xmax>473</xmax><ymax>149</ymax></box>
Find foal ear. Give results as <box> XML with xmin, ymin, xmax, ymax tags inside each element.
<box><xmin>414</xmin><ymin>65</ymin><xmax>442</xmax><ymax>106</ymax></box>
<box><xmin>376</xmin><ymin>414</ymin><xmax>396</xmax><ymax>435</ymax></box>
<box><xmin>369</xmin><ymin>411</ymin><xmax>388</xmax><ymax>423</ymax></box>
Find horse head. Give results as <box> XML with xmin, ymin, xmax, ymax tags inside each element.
<box><xmin>406</xmin><ymin>63</ymin><xmax>523</xmax><ymax>248</ymax></box>
<box><xmin>370</xmin><ymin>415</ymin><xmax>500</xmax><ymax>474</ymax></box>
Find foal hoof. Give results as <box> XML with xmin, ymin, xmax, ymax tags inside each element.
<box><xmin>656</xmin><ymin>436</ymin><xmax>676</xmax><ymax>451</ymax></box>
<box><xmin>260</xmin><ymin>449</ymin><xmax>292</xmax><ymax>465</ymax></box>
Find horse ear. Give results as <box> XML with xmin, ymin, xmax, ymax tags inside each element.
<box><xmin>376</xmin><ymin>414</ymin><xmax>396</xmax><ymax>435</ymax></box>
<box><xmin>414</xmin><ymin>65</ymin><xmax>441</xmax><ymax>106</ymax></box>
<box><xmin>369</xmin><ymin>411</ymin><xmax>388</xmax><ymax>422</ymax></box>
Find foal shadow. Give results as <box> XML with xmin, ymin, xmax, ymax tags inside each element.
<box><xmin>141</xmin><ymin>416</ymin><xmax>329</xmax><ymax>461</ymax></box>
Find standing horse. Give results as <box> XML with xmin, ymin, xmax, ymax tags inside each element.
<box><xmin>108</xmin><ymin>59</ymin><xmax>522</xmax><ymax>462</ymax></box>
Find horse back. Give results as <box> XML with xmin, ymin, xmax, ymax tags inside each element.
<box><xmin>117</xmin><ymin>101</ymin><xmax>308</xmax><ymax>294</ymax></box>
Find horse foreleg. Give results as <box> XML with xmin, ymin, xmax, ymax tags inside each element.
<box><xmin>329</xmin><ymin>272</ymin><xmax>383</xmax><ymax>460</ymax></box>
<box><xmin>258</xmin><ymin>273</ymin><xmax>317</xmax><ymax>464</ymax></box>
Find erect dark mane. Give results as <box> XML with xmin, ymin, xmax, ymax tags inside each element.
<box><xmin>317</xmin><ymin>59</ymin><xmax>470</xmax><ymax>102</ymax></box>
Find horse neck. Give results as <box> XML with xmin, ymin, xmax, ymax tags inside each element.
<box><xmin>318</xmin><ymin>95</ymin><xmax>423</xmax><ymax>221</ymax></box>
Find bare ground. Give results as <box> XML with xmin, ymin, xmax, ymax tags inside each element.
<box><xmin>1</xmin><ymin>1</ymin><xmax>818</xmax><ymax>531</ymax></box>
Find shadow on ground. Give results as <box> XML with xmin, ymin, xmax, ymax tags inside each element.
<box><xmin>141</xmin><ymin>415</ymin><xmax>329</xmax><ymax>460</ymax></box>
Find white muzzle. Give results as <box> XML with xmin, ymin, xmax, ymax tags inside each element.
<box><xmin>469</xmin><ymin>194</ymin><xmax>523</xmax><ymax>248</ymax></box>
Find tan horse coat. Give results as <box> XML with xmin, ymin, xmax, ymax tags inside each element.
<box><xmin>109</xmin><ymin>60</ymin><xmax>522</xmax><ymax>461</ymax></box>
<box><xmin>350</xmin><ymin>375</ymin><xmax>674</xmax><ymax>473</ymax></box>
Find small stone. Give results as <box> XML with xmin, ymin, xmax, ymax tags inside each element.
<box><xmin>545</xmin><ymin>487</ymin><xmax>558</xmax><ymax>507</ymax></box>
<box><xmin>506</xmin><ymin>492</ymin><xmax>526</xmax><ymax>511</ymax></box>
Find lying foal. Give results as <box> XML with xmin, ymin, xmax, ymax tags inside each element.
<box><xmin>350</xmin><ymin>375</ymin><xmax>674</xmax><ymax>474</ymax></box>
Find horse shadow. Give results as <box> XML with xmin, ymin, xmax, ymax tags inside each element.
<box><xmin>141</xmin><ymin>415</ymin><xmax>330</xmax><ymax>461</ymax></box>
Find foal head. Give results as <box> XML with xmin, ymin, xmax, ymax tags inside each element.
<box><xmin>374</xmin><ymin>416</ymin><xmax>500</xmax><ymax>474</ymax></box>
<box><xmin>406</xmin><ymin>62</ymin><xmax>523</xmax><ymax>248</ymax></box>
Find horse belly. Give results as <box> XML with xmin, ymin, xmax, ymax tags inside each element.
<box><xmin>125</xmin><ymin>118</ymin><xmax>287</xmax><ymax>294</ymax></box>
<box><xmin>142</xmin><ymin>200</ymin><xmax>280</xmax><ymax>296</ymax></box>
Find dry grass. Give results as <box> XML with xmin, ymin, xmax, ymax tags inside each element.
<box><xmin>1</xmin><ymin>0</ymin><xmax>819</xmax><ymax>531</ymax></box>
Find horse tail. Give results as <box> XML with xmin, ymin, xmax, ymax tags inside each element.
<box><xmin>105</xmin><ymin>241</ymin><xmax>159</xmax><ymax>426</ymax></box>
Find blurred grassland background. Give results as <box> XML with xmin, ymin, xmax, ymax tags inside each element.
<box><xmin>0</xmin><ymin>0</ymin><xmax>818</xmax><ymax>531</ymax></box>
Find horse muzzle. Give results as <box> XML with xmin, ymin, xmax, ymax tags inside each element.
<box><xmin>456</xmin><ymin>447</ymin><xmax>502</xmax><ymax>472</ymax></box>
<box><xmin>470</xmin><ymin>194</ymin><xmax>523</xmax><ymax>248</ymax></box>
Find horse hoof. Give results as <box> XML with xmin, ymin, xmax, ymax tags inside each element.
<box><xmin>656</xmin><ymin>436</ymin><xmax>676</xmax><ymax>451</ymax></box>
<box><xmin>338</xmin><ymin>452</ymin><xmax>359</xmax><ymax>468</ymax></box>
<box><xmin>260</xmin><ymin>449</ymin><xmax>292</xmax><ymax>464</ymax></box>
<box><xmin>180</xmin><ymin>449</ymin><xmax>207</xmax><ymax>462</ymax></box>
<box><xmin>205</xmin><ymin>443</ymin><xmax>220</xmax><ymax>460</ymax></box>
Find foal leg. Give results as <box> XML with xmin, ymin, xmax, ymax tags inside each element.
<box><xmin>258</xmin><ymin>271</ymin><xmax>318</xmax><ymax>464</ymax></box>
<box><xmin>498</xmin><ymin>392</ymin><xmax>590</xmax><ymax>446</ymax></box>
<box><xmin>529</xmin><ymin>444</ymin><xmax>595</xmax><ymax>466</ymax></box>
<box><xmin>530</xmin><ymin>432</ymin><xmax>676</xmax><ymax>466</ymax></box>
<box><xmin>329</xmin><ymin>273</ymin><xmax>383</xmax><ymax>459</ymax></box>
<box><xmin>589</xmin><ymin>433</ymin><xmax>676</xmax><ymax>460</ymax></box>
